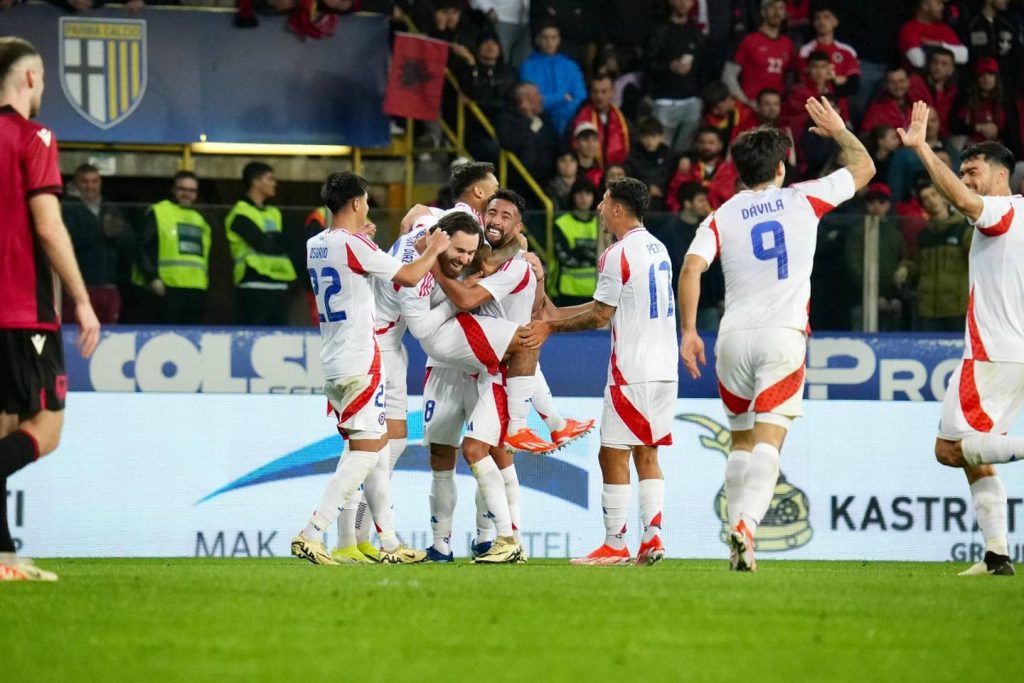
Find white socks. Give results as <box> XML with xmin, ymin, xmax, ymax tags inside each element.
<box><xmin>474</xmin><ymin>487</ymin><xmax>495</xmax><ymax>544</ymax></box>
<box><xmin>962</xmin><ymin>434</ymin><xmax>1024</xmax><ymax>465</ymax></box>
<box><xmin>337</xmin><ymin>501</ymin><xmax>359</xmax><ymax>548</ymax></box>
<box><xmin>638</xmin><ymin>478</ymin><xmax>664</xmax><ymax>543</ymax></box>
<box><xmin>363</xmin><ymin>445</ymin><xmax>398</xmax><ymax>551</ymax></box>
<box><xmin>971</xmin><ymin>475</ymin><xmax>1009</xmax><ymax>556</ymax></box>
<box><xmin>471</xmin><ymin>456</ymin><xmax>513</xmax><ymax>537</ymax></box>
<box><xmin>430</xmin><ymin>468</ymin><xmax>457</xmax><ymax>554</ymax></box>
<box><xmin>302</xmin><ymin>448</ymin><xmax>378</xmax><ymax>541</ymax></box>
<box><xmin>601</xmin><ymin>483</ymin><xmax>630</xmax><ymax>550</ymax></box>
<box><xmin>739</xmin><ymin>443</ymin><xmax>780</xmax><ymax>534</ymax></box>
<box><xmin>724</xmin><ymin>450</ymin><xmax>751</xmax><ymax>528</ymax></box>
<box><xmin>531</xmin><ymin>369</ymin><xmax>566</xmax><ymax>433</ymax></box>
<box><xmin>501</xmin><ymin>465</ymin><xmax>522</xmax><ymax>542</ymax></box>
<box><xmin>505</xmin><ymin>375</ymin><xmax>536</xmax><ymax>434</ymax></box>
<box><xmin>389</xmin><ymin>437</ymin><xmax>407</xmax><ymax>471</ymax></box>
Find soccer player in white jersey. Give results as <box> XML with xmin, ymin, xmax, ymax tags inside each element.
<box><xmin>680</xmin><ymin>97</ymin><xmax>874</xmax><ymax>571</ymax></box>
<box><xmin>291</xmin><ymin>172</ymin><xmax>449</xmax><ymax>566</ymax></box>
<box><xmin>523</xmin><ymin>178</ymin><xmax>678</xmax><ymax>566</ymax></box>
<box><xmin>898</xmin><ymin>101</ymin><xmax>1023</xmax><ymax>576</ymax></box>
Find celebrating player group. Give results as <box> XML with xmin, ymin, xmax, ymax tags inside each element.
<box><xmin>291</xmin><ymin>96</ymin><xmax>1024</xmax><ymax>574</ymax></box>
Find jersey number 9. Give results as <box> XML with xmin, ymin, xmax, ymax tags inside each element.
<box><xmin>308</xmin><ymin>267</ymin><xmax>348</xmax><ymax>322</ymax></box>
<box><xmin>750</xmin><ymin>220</ymin><xmax>789</xmax><ymax>280</ymax></box>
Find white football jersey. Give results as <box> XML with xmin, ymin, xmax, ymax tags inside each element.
<box><xmin>687</xmin><ymin>168</ymin><xmax>856</xmax><ymax>334</ymax></box>
<box><xmin>374</xmin><ymin>227</ymin><xmax>427</xmax><ymax>349</ymax></box>
<box><xmin>397</xmin><ymin>272</ymin><xmax>455</xmax><ymax>341</ymax></box>
<box><xmin>964</xmin><ymin>194</ymin><xmax>1024</xmax><ymax>363</ymax></box>
<box><xmin>307</xmin><ymin>229</ymin><xmax>402</xmax><ymax>380</ymax></box>
<box><xmin>594</xmin><ymin>227</ymin><xmax>679</xmax><ymax>385</ymax></box>
<box><xmin>477</xmin><ymin>252</ymin><xmax>536</xmax><ymax>324</ymax></box>
<box><xmin>410</xmin><ymin>202</ymin><xmax>483</xmax><ymax>233</ymax></box>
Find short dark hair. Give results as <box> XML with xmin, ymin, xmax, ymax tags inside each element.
<box><xmin>677</xmin><ymin>181</ymin><xmax>708</xmax><ymax>207</ymax></box>
<box><xmin>434</xmin><ymin>210</ymin><xmax>483</xmax><ymax>246</ymax></box>
<box><xmin>807</xmin><ymin>50</ymin><xmax>830</xmax><ymax>65</ymax></box>
<box><xmin>0</xmin><ymin>37</ymin><xmax>38</xmax><ymax>85</ymax></box>
<box><xmin>606</xmin><ymin>177</ymin><xmax>650</xmax><ymax>222</ymax></box>
<box><xmin>756</xmin><ymin>88</ymin><xmax>781</xmax><ymax>103</ymax></box>
<box><xmin>961</xmin><ymin>141</ymin><xmax>1016</xmax><ymax>175</ymax></box>
<box><xmin>172</xmin><ymin>171</ymin><xmax>198</xmax><ymax>185</ymax></box>
<box><xmin>534</xmin><ymin>18</ymin><xmax>560</xmax><ymax>36</ymax></box>
<box><xmin>929</xmin><ymin>46</ymin><xmax>955</xmax><ymax>63</ymax></box>
<box><xmin>74</xmin><ymin>163</ymin><xmax>100</xmax><ymax>178</ymax></box>
<box><xmin>812</xmin><ymin>4</ymin><xmax>837</xmax><ymax>18</ymax></box>
<box><xmin>243</xmin><ymin>162</ymin><xmax>273</xmax><ymax>189</ymax></box>
<box><xmin>320</xmin><ymin>171</ymin><xmax>369</xmax><ymax>213</ymax></box>
<box><xmin>450</xmin><ymin>161</ymin><xmax>495</xmax><ymax>198</ymax></box>
<box><xmin>731</xmin><ymin>127</ymin><xmax>793</xmax><ymax>187</ymax></box>
<box><xmin>636</xmin><ymin>117</ymin><xmax>665</xmax><ymax>137</ymax></box>
<box><xmin>571</xmin><ymin>177</ymin><xmax>596</xmax><ymax>195</ymax></box>
<box><xmin>913</xmin><ymin>176</ymin><xmax>936</xmax><ymax>200</ymax></box>
<box><xmin>701</xmin><ymin>81</ymin><xmax>731</xmax><ymax>109</ymax></box>
<box><xmin>487</xmin><ymin>188</ymin><xmax>526</xmax><ymax>218</ymax></box>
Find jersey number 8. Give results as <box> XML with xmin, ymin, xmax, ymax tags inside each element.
<box><xmin>308</xmin><ymin>267</ymin><xmax>347</xmax><ymax>322</ymax></box>
<box><xmin>750</xmin><ymin>220</ymin><xmax>789</xmax><ymax>280</ymax></box>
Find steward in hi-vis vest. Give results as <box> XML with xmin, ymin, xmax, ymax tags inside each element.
<box><xmin>552</xmin><ymin>178</ymin><xmax>599</xmax><ymax>305</ymax></box>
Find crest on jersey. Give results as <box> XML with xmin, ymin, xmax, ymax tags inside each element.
<box><xmin>59</xmin><ymin>17</ymin><xmax>147</xmax><ymax>129</ymax></box>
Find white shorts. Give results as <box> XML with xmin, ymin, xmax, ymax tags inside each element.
<box><xmin>715</xmin><ymin>327</ymin><xmax>806</xmax><ymax>431</ymax></box>
<box><xmin>600</xmin><ymin>381</ymin><xmax>677</xmax><ymax>449</ymax></box>
<box><xmin>325</xmin><ymin>373</ymin><xmax>386</xmax><ymax>439</ymax></box>
<box><xmin>938</xmin><ymin>359</ymin><xmax>1024</xmax><ymax>440</ymax></box>
<box><xmin>380</xmin><ymin>343</ymin><xmax>408</xmax><ymax>421</ymax></box>
<box><xmin>420</xmin><ymin>312</ymin><xmax>518</xmax><ymax>377</ymax></box>
<box><xmin>422</xmin><ymin>367</ymin><xmax>507</xmax><ymax>448</ymax></box>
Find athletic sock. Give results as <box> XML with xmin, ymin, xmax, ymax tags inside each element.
<box><xmin>531</xmin><ymin>369</ymin><xmax>566</xmax><ymax>433</ymax></box>
<box><xmin>971</xmin><ymin>475</ymin><xmax>1010</xmax><ymax>556</ymax></box>
<box><xmin>429</xmin><ymin>468</ymin><xmax>457</xmax><ymax>554</ymax></box>
<box><xmin>0</xmin><ymin>431</ymin><xmax>38</xmax><ymax>478</ymax></box>
<box><xmin>388</xmin><ymin>437</ymin><xmax>407</xmax><ymax>473</ymax></box>
<box><xmin>638</xmin><ymin>478</ymin><xmax>664</xmax><ymax>543</ymax></box>
<box><xmin>470</xmin><ymin>456</ymin><xmax>513</xmax><ymax>537</ymax></box>
<box><xmin>336</xmin><ymin>499</ymin><xmax>358</xmax><ymax>549</ymax></box>
<box><xmin>354</xmin><ymin>497</ymin><xmax>371</xmax><ymax>545</ymax></box>
<box><xmin>301</xmin><ymin>448</ymin><xmax>378</xmax><ymax>541</ymax></box>
<box><xmin>739</xmin><ymin>443</ymin><xmax>780</xmax><ymax>534</ymax></box>
<box><xmin>0</xmin><ymin>475</ymin><xmax>13</xmax><ymax>553</ymax></box>
<box><xmin>364</xmin><ymin>445</ymin><xmax>398</xmax><ymax>551</ymax></box>
<box><xmin>500</xmin><ymin>465</ymin><xmax>522</xmax><ymax>543</ymax></box>
<box><xmin>961</xmin><ymin>434</ymin><xmax>1024</xmax><ymax>465</ymax></box>
<box><xmin>505</xmin><ymin>375</ymin><xmax>536</xmax><ymax>434</ymax></box>
<box><xmin>724</xmin><ymin>450</ymin><xmax>752</xmax><ymax>529</ymax></box>
<box><xmin>601</xmin><ymin>483</ymin><xmax>631</xmax><ymax>550</ymax></box>
<box><xmin>474</xmin><ymin>486</ymin><xmax>495</xmax><ymax>544</ymax></box>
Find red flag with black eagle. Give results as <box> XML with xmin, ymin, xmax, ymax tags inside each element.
<box><xmin>383</xmin><ymin>33</ymin><xmax>449</xmax><ymax>121</ymax></box>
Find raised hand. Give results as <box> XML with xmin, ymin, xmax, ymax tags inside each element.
<box><xmin>896</xmin><ymin>101</ymin><xmax>930</xmax><ymax>150</ymax></box>
<box><xmin>805</xmin><ymin>96</ymin><xmax>847</xmax><ymax>139</ymax></box>
<box><xmin>426</xmin><ymin>229</ymin><xmax>450</xmax><ymax>255</ymax></box>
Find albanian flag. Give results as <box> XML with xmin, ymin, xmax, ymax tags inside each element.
<box><xmin>383</xmin><ymin>33</ymin><xmax>449</xmax><ymax>121</ymax></box>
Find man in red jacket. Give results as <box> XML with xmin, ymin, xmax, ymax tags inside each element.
<box><xmin>569</xmin><ymin>73</ymin><xmax>630</xmax><ymax>167</ymax></box>
<box><xmin>860</xmin><ymin>66</ymin><xmax>913</xmax><ymax>135</ymax></box>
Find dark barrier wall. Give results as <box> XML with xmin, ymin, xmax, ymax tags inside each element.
<box><xmin>61</xmin><ymin>327</ymin><xmax>966</xmax><ymax>401</ymax></box>
<box><xmin>6</xmin><ymin>5</ymin><xmax>390</xmax><ymax>146</ymax></box>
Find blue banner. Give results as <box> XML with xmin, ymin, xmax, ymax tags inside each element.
<box><xmin>5</xmin><ymin>5</ymin><xmax>390</xmax><ymax>146</ymax></box>
<box><xmin>62</xmin><ymin>326</ymin><xmax>966</xmax><ymax>401</ymax></box>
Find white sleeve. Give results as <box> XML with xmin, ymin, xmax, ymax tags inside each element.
<box><xmin>593</xmin><ymin>245</ymin><xmax>623</xmax><ymax>307</ymax></box>
<box><xmin>350</xmin><ymin>234</ymin><xmax>403</xmax><ymax>282</ymax></box>
<box><xmin>793</xmin><ymin>168</ymin><xmax>856</xmax><ymax>214</ymax></box>
<box><xmin>686</xmin><ymin>214</ymin><xmax>719</xmax><ymax>267</ymax></box>
<box><xmin>905</xmin><ymin>47</ymin><xmax>926</xmax><ymax>69</ymax></box>
<box><xmin>969</xmin><ymin>196</ymin><xmax>1016</xmax><ymax>237</ymax></box>
<box><xmin>478</xmin><ymin>260</ymin><xmax>530</xmax><ymax>304</ymax></box>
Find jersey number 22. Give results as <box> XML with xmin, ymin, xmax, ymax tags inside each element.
<box><xmin>308</xmin><ymin>267</ymin><xmax>347</xmax><ymax>322</ymax></box>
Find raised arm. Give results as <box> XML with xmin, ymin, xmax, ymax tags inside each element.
<box><xmin>897</xmin><ymin>100</ymin><xmax>984</xmax><ymax>222</ymax></box>
<box><xmin>805</xmin><ymin>96</ymin><xmax>875</xmax><ymax>190</ymax></box>
<box><xmin>392</xmin><ymin>230</ymin><xmax>450</xmax><ymax>286</ymax></box>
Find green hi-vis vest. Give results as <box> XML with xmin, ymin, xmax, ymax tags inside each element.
<box><xmin>555</xmin><ymin>213</ymin><xmax>599</xmax><ymax>297</ymax></box>
<box><xmin>225</xmin><ymin>200</ymin><xmax>296</xmax><ymax>284</ymax></box>
<box><xmin>149</xmin><ymin>200</ymin><xmax>211</xmax><ymax>289</ymax></box>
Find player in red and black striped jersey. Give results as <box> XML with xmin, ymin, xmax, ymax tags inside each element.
<box><xmin>0</xmin><ymin>37</ymin><xmax>100</xmax><ymax>582</ymax></box>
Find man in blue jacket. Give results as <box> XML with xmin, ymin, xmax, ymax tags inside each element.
<box><xmin>519</xmin><ymin>20</ymin><xmax>586</xmax><ymax>137</ymax></box>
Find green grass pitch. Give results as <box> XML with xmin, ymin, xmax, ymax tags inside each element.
<box><xmin>3</xmin><ymin>558</ymin><xmax>1023</xmax><ymax>681</ymax></box>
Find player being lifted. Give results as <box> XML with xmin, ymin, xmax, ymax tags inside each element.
<box><xmin>680</xmin><ymin>97</ymin><xmax>874</xmax><ymax>571</ymax></box>
<box><xmin>898</xmin><ymin>101</ymin><xmax>1023</xmax><ymax>576</ymax></box>
<box><xmin>523</xmin><ymin>178</ymin><xmax>678</xmax><ymax>566</ymax></box>
<box><xmin>291</xmin><ymin>172</ymin><xmax>449</xmax><ymax>566</ymax></box>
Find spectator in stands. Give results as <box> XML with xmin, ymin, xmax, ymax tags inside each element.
<box><xmin>598</xmin><ymin>0</ymin><xmax>663</xmax><ymax>61</ymax></box>
<box><xmin>665</xmin><ymin>127</ymin><xmax>729</xmax><ymax>212</ymax></box>
<box><xmin>545</xmin><ymin>150</ymin><xmax>578</xmax><ymax>210</ymax></box>
<box><xmin>552</xmin><ymin>178</ymin><xmax>599</xmax><ymax>306</ymax></box>
<box><xmin>569</xmin><ymin>74</ymin><xmax>629</xmax><ymax>167</ymax></box>
<box><xmin>134</xmin><ymin>171</ymin><xmax>212</xmax><ymax>325</ymax></box>
<box><xmin>529</xmin><ymin>0</ymin><xmax>604</xmax><ymax>68</ymax></box>
<box><xmin>860</xmin><ymin>66</ymin><xmax>913</xmax><ymax>135</ymax></box>
<box><xmin>907</xmin><ymin>47</ymin><xmax>958</xmax><ymax>137</ymax></box>
<box><xmin>798</xmin><ymin>5</ymin><xmax>861</xmax><ymax>98</ymax></box>
<box><xmin>519</xmin><ymin>20</ymin><xmax>586</xmax><ymax>137</ymax></box>
<box><xmin>625</xmin><ymin>117</ymin><xmax>678</xmax><ymax>212</ymax></box>
<box><xmin>866</xmin><ymin>125</ymin><xmax>901</xmax><ymax>185</ymax></box>
<box><xmin>833</xmin><ymin>1</ymin><xmax>907</xmax><ymax>124</ymax></box>
<box><xmin>894</xmin><ymin>178</ymin><xmax>970</xmax><ymax>332</ymax></box>
<box><xmin>62</xmin><ymin>164</ymin><xmax>132</xmax><ymax>324</ymax></box>
<box><xmin>495</xmin><ymin>81</ymin><xmax>559</xmax><ymax>189</ymax></box>
<box><xmin>723</xmin><ymin>0</ymin><xmax>797</xmax><ymax>108</ymax></box>
<box><xmin>471</xmin><ymin>1</ymin><xmax>532</xmax><ymax>67</ymax></box>
<box><xmin>783</xmin><ymin>50</ymin><xmax>849</xmax><ymax>135</ymax></box>
<box><xmin>590</xmin><ymin>45</ymin><xmax>645</xmax><ymax>122</ymax></box>
<box><xmin>735</xmin><ymin>88</ymin><xmax>797</xmax><ymax>167</ymax></box>
<box><xmin>454</xmin><ymin>32</ymin><xmax>519</xmax><ymax>120</ymax></box>
<box><xmin>700</xmin><ymin>81</ymin><xmax>754</xmax><ymax>145</ymax></box>
<box><xmin>954</xmin><ymin>57</ymin><xmax>1009</xmax><ymax>145</ymax></box>
<box><xmin>960</xmin><ymin>0</ymin><xmax>1021</xmax><ymax>85</ymax></box>
<box><xmin>897</xmin><ymin>0</ymin><xmax>968</xmax><ymax>69</ymax></box>
<box><xmin>654</xmin><ymin>182</ymin><xmax>723</xmax><ymax>330</ymax></box>
<box><xmin>644</xmin><ymin>0</ymin><xmax>706</xmax><ymax>152</ymax></box>
<box><xmin>844</xmin><ymin>183</ymin><xmax>906</xmax><ymax>331</ymax></box>
<box><xmin>225</xmin><ymin>162</ymin><xmax>297</xmax><ymax>326</ymax></box>
<box><xmin>888</xmin><ymin>105</ymin><xmax>960</xmax><ymax>202</ymax></box>
<box><xmin>572</xmin><ymin>121</ymin><xmax>604</xmax><ymax>189</ymax></box>
<box><xmin>418</xmin><ymin>0</ymin><xmax>481</xmax><ymax>61</ymax></box>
